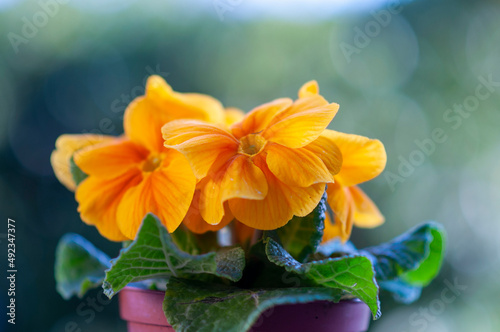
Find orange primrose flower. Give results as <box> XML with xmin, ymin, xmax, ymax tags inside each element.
<box><xmin>51</xmin><ymin>76</ymin><xmax>230</xmax><ymax>241</ymax></box>
<box><xmin>295</xmin><ymin>84</ymin><xmax>387</xmax><ymax>243</ymax></box>
<box><xmin>321</xmin><ymin>130</ymin><xmax>386</xmax><ymax>243</ymax></box>
<box><xmin>162</xmin><ymin>81</ymin><xmax>343</xmax><ymax>230</ymax></box>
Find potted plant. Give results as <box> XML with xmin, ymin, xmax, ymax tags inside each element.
<box><xmin>51</xmin><ymin>76</ymin><xmax>445</xmax><ymax>332</ymax></box>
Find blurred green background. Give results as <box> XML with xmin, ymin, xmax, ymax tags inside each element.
<box><xmin>1</xmin><ymin>0</ymin><xmax>499</xmax><ymax>331</ymax></box>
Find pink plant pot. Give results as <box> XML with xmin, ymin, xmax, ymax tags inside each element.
<box><xmin>119</xmin><ymin>286</ymin><xmax>371</xmax><ymax>332</ymax></box>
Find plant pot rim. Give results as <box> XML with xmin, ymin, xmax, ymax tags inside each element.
<box><xmin>119</xmin><ymin>285</ymin><xmax>371</xmax><ymax>332</ymax></box>
<box><xmin>119</xmin><ymin>285</ymin><xmax>170</xmax><ymax>327</ymax></box>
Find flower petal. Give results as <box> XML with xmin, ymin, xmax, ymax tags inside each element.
<box><xmin>76</xmin><ymin>170</ymin><xmax>142</xmax><ymax>241</ymax></box>
<box><xmin>303</xmin><ymin>135</ymin><xmax>343</xmax><ymax>177</ymax></box>
<box><xmin>224</xmin><ymin>107</ymin><xmax>246</xmax><ymax>127</ymax></box>
<box><xmin>231</xmin><ymin>98</ymin><xmax>293</xmax><ymax>139</ymax></box>
<box><xmin>51</xmin><ymin>134</ymin><xmax>114</xmax><ymax>191</ymax></box>
<box><xmin>322</xmin><ymin>211</ymin><xmax>351</xmax><ymax>244</ymax></box>
<box><xmin>298</xmin><ymin>80</ymin><xmax>319</xmax><ymax>98</ymax></box>
<box><xmin>163</xmin><ymin>119</ymin><xmax>236</xmax><ymax>145</ymax></box>
<box><xmin>322</xmin><ymin>212</ymin><xmax>338</xmax><ymax>243</ymax></box>
<box><xmin>179</xmin><ymin>92</ymin><xmax>226</xmax><ymax>124</ymax></box>
<box><xmin>325</xmin><ymin>182</ymin><xmax>354</xmax><ymax>241</ymax></box>
<box><xmin>229</xmin><ymin>157</ymin><xmax>324</xmax><ymax>229</ymax></box>
<box><xmin>199</xmin><ymin>154</ymin><xmax>268</xmax><ymax>225</ymax></box>
<box><xmin>350</xmin><ymin>186</ymin><xmax>385</xmax><ymax>228</ymax></box>
<box><xmin>281</xmin><ymin>182</ymin><xmax>326</xmax><ymax>218</ymax></box>
<box><xmin>323</xmin><ymin>130</ymin><xmax>387</xmax><ymax>187</ymax></box>
<box><xmin>116</xmin><ymin>150</ymin><xmax>196</xmax><ymax>238</ymax></box>
<box><xmin>74</xmin><ymin>139</ymin><xmax>148</xmax><ymax>179</ymax></box>
<box><xmin>266</xmin><ymin>143</ymin><xmax>334</xmax><ymax>187</ymax></box>
<box><xmin>229</xmin><ymin>185</ymin><xmax>291</xmax><ymax>231</ymax></box>
<box><xmin>183</xmin><ymin>190</ymin><xmax>234</xmax><ymax>234</ymax></box>
<box><xmin>163</xmin><ymin>120</ymin><xmax>239</xmax><ymax>179</ymax></box>
<box><xmin>266</xmin><ymin>94</ymin><xmax>329</xmax><ymax>126</ymax></box>
<box><xmin>220</xmin><ymin>155</ymin><xmax>269</xmax><ymax>200</ymax></box>
<box><xmin>262</xmin><ymin>98</ymin><xmax>339</xmax><ymax>148</ymax></box>
<box><xmin>124</xmin><ymin>76</ymin><xmax>225</xmax><ymax>152</ymax></box>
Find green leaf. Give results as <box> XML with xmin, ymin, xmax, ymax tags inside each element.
<box><xmin>401</xmin><ymin>224</ymin><xmax>446</xmax><ymax>286</ymax></box>
<box><xmin>55</xmin><ymin>233</ymin><xmax>111</xmax><ymax>299</ymax></box>
<box><xmin>363</xmin><ymin>222</ymin><xmax>446</xmax><ymax>285</ymax></box>
<box><xmin>163</xmin><ymin>277</ymin><xmax>343</xmax><ymax>332</ymax></box>
<box><xmin>265</xmin><ymin>238</ymin><xmax>380</xmax><ymax>319</ymax></box>
<box><xmin>277</xmin><ymin>192</ymin><xmax>326</xmax><ymax>262</ymax></box>
<box><xmin>240</xmin><ymin>238</ymin><xmax>307</xmax><ymax>288</ymax></box>
<box><xmin>69</xmin><ymin>156</ymin><xmax>87</xmax><ymax>186</ymax></box>
<box><xmin>103</xmin><ymin>213</ymin><xmax>245</xmax><ymax>298</ymax></box>
<box><xmin>171</xmin><ymin>226</ymin><xmax>201</xmax><ymax>255</ymax></box>
<box><xmin>362</xmin><ymin>222</ymin><xmax>446</xmax><ymax>304</ymax></box>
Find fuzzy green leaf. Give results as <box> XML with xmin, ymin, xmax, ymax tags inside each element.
<box><xmin>103</xmin><ymin>213</ymin><xmax>245</xmax><ymax>298</ymax></box>
<box><xmin>163</xmin><ymin>277</ymin><xmax>343</xmax><ymax>332</ymax></box>
<box><xmin>363</xmin><ymin>222</ymin><xmax>446</xmax><ymax>285</ymax></box>
<box><xmin>362</xmin><ymin>222</ymin><xmax>446</xmax><ymax>304</ymax></box>
<box><xmin>400</xmin><ymin>224</ymin><xmax>446</xmax><ymax>286</ymax></box>
<box><xmin>265</xmin><ymin>238</ymin><xmax>380</xmax><ymax>319</ymax></box>
<box><xmin>277</xmin><ymin>192</ymin><xmax>326</xmax><ymax>262</ymax></box>
<box><xmin>55</xmin><ymin>233</ymin><xmax>110</xmax><ymax>299</ymax></box>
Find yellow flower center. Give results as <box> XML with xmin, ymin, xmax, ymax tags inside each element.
<box><xmin>142</xmin><ymin>154</ymin><xmax>164</xmax><ymax>172</ymax></box>
<box><xmin>238</xmin><ymin>134</ymin><xmax>267</xmax><ymax>156</ymax></box>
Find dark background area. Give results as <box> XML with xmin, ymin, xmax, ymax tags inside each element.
<box><xmin>1</xmin><ymin>0</ymin><xmax>499</xmax><ymax>331</ymax></box>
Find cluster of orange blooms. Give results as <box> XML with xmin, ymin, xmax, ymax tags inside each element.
<box><xmin>51</xmin><ymin>76</ymin><xmax>386</xmax><ymax>244</ymax></box>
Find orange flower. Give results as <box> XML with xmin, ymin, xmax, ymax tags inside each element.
<box><xmin>51</xmin><ymin>76</ymin><xmax>229</xmax><ymax>241</ymax></box>
<box><xmin>321</xmin><ymin>130</ymin><xmax>387</xmax><ymax>243</ymax></box>
<box><xmin>162</xmin><ymin>81</ymin><xmax>342</xmax><ymax>230</ymax></box>
<box><xmin>293</xmin><ymin>84</ymin><xmax>386</xmax><ymax>243</ymax></box>
<box><xmin>229</xmin><ymin>130</ymin><xmax>387</xmax><ymax>245</ymax></box>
